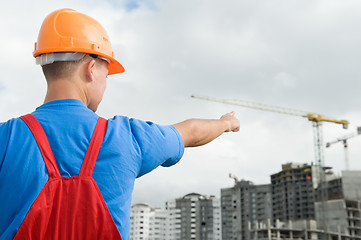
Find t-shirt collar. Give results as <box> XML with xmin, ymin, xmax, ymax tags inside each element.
<box><xmin>36</xmin><ymin>99</ymin><xmax>89</xmax><ymax>111</ymax></box>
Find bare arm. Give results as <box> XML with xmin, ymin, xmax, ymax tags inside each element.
<box><xmin>172</xmin><ymin>111</ymin><xmax>240</xmax><ymax>147</ymax></box>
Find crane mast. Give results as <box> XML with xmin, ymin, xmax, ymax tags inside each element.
<box><xmin>191</xmin><ymin>94</ymin><xmax>349</xmax><ymax>238</ymax></box>
<box><xmin>325</xmin><ymin>127</ymin><xmax>361</xmax><ymax>170</ymax></box>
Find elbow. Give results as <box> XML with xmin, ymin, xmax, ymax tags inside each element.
<box><xmin>174</xmin><ymin>119</ymin><xmax>199</xmax><ymax>147</ymax></box>
<box><xmin>183</xmin><ymin>120</ymin><xmax>207</xmax><ymax>147</ymax></box>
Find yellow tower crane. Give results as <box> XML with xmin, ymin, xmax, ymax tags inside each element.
<box><xmin>191</xmin><ymin>94</ymin><xmax>349</xmax><ymax>237</ymax></box>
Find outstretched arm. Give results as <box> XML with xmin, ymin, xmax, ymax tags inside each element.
<box><xmin>172</xmin><ymin>111</ymin><xmax>240</xmax><ymax>147</ymax></box>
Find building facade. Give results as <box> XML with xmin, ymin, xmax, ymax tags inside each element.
<box><xmin>130</xmin><ymin>203</ymin><xmax>170</xmax><ymax>240</ymax></box>
<box><xmin>221</xmin><ymin>180</ymin><xmax>272</xmax><ymax>240</ymax></box>
<box><xmin>271</xmin><ymin>163</ymin><xmax>317</xmax><ymax>223</ymax></box>
<box><xmin>131</xmin><ymin>194</ymin><xmax>220</xmax><ymax>240</ymax></box>
<box><xmin>248</xmin><ymin>218</ymin><xmax>361</xmax><ymax>240</ymax></box>
<box><xmin>171</xmin><ymin>193</ymin><xmax>220</xmax><ymax>240</ymax></box>
<box><xmin>314</xmin><ymin>171</ymin><xmax>361</xmax><ymax>237</ymax></box>
<box><xmin>165</xmin><ymin>200</ymin><xmax>182</xmax><ymax>240</ymax></box>
<box><xmin>130</xmin><ymin>168</ymin><xmax>361</xmax><ymax>240</ymax></box>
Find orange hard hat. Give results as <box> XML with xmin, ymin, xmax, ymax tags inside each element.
<box><xmin>34</xmin><ymin>8</ymin><xmax>124</xmax><ymax>75</ymax></box>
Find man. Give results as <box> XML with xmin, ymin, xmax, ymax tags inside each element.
<box><xmin>0</xmin><ymin>9</ymin><xmax>240</xmax><ymax>240</ymax></box>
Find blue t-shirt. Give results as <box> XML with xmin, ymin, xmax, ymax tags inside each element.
<box><xmin>0</xmin><ymin>99</ymin><xmax>184</xmax><ymax>240</ymax></box>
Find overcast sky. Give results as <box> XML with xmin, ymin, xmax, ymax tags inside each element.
<box><xmin>1</xmin><ymin>0</ymin><xmax>361</xmax><ymax>208</ymax></box>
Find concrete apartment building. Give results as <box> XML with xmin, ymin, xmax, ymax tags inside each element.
<box><xmin>130</xmin><ymin>203</ymin><xmax>170</xmax><ymax>240</ymax></box>
<box><xmin>315</xmin><ymin>199</ymin><xmax>361</xmax><ymax>238</ymax></box>
<box><xmin>248</xmin><ymin>169</ymin><xmax>361</xmax><ymax>239</ymax></box>
<box><xmin>165</xmin><ymin>200</ymin><xmax>182</xmax><ymax>240</ymax></box>
<box><xmin>248</xmin><ymin>218</ymin><xmax>361</xmax><ymax>240</ymax></box>
<box><xmin>314</xmin><ymin>170</ymin><xmax>361</xmax><ymax>237</ymax></box>
<box><xmin>271</xmin><ymin>163</ymin><xmax>318</xmax><ymax>223</ymax></box>
<box><xmin>130</xmin><ymin>167</ymin><xmax>361</xmax><ymax>240</ymax></box>
<box><xmin>130</xmin><ymin>194</ymin><xmax>220</xmax><ymax>240</ymax></box>
<box><xmin>220</xmin><ymin>165</ymin><xmax>361</xmax><ymax>240</ymax></box>
<box><xmin>171</xmin><ymin>193</ymin><xmax>221</xmax><ymax>240</ymax></box>
<box><xmin>221</xmin><ymin>180</ymin><xmax>272</xmax><ymax>240</ymax></box>
<box><xmin>212</xmin><ymin>197</ymin><xmax>222</xmax><ymax>240</ymax></box>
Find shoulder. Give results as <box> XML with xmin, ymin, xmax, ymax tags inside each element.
<box><xmin>105</xmin><ymin>115</ymin><xmax>182</xmax><ymax>154</ymax></box>
<box><xmin>107</xmin><ymin>115</ymin><xmax>178</xmax><ymax>140</ymax></box>
<box><xmin>0</xmin><ymin>116</ymin><xmax>39</xmax><ymax>143</ymax></box>
<box><xmin>0</xmin><ymin>117</ymin><xmax>27</xmax><ymax>137</ymax></box>
<box><xmin>0</xmin><ymin>117</ymin><xmax>29</xmax><ymax>164</ymax></box>
<box><xmin>106</xmin><ymin>115</ymin><xmax>159</xmax><ymax>136</ymax></box>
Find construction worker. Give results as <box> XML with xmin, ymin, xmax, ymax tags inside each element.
<box><xmin>0</xmin><ymin>8</ymin><xmax>240</xmax><ymax>240</ymax></box>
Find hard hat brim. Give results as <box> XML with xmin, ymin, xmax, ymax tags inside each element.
<box><xmin>108</xmin><ymin>57</ymin><xmax>125</xmax><ymax>75</ymax></box>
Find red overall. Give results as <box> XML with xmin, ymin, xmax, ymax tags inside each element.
<box><xmin>14</xmin><ymin>114</ymin><xmax>122</xmax><ymax>240</ymax></box>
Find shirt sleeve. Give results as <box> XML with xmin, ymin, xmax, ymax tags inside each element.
<box><xmin>128</xmin><ymin>119</ymin><xmax>184</xmax><ymax>178</ymax></box>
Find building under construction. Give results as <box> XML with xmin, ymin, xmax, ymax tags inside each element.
<box><xmin>314</xmin><ymin>170</ymin><xmax>361</xmax><ymax>236</ymax></box>
<box><xmin>221</xmin><ymin>163</ymin><xmax>361</xmax><ymax>240</ymax></box>
<box><xmin>129</xmin><ymin>164</ymin><xmax>361</xmax><ymax>240</ymax></box>
<box><xmin>248</xmin><ymin>218</ymin><xmax>361</xmax><ymax>240</ymax></box>
<box><xmin>271</xmin><ymin>163</ymin><xmax>319</xmax><ymax>223</ymax></box>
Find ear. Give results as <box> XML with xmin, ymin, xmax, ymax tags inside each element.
<box><xmin>86</xmin><ymin>59</ymin><xmax>97</xmax><ymax>82</ymax></box>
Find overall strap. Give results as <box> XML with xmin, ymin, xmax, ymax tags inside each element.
<box><xmin>79</xmin><ymin>117</ymin><xmax>108</xmax><ymax>177</ymax></box>
<box><xmin>20</xmin><ymin>114</ymin><xmax>61</xmax><ymax>179</ymax></box>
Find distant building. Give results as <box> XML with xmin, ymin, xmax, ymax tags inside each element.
<box><xmin>168</xmin><ymin>193</ymin><xmax>221</xmax><ymax>240</ymax></box>
<box><xmin>249</xmin><ymin>218</ymin><xmax>361</xmax><ymax>240</ymax></box>
<box><xmin>211</xmin><ymin>197</ymin><xmax>222</xmax><ymax>240</ymax></box>
<box><xmin>129</xmin><ymin>167</ymin><xmax>361</xmax><ymax>240</ymax></box>
<box><xmin>314</xmin><ymin>171</ymin><xmax>361</xmax><ymax>237</ymax></box>
<box><xmin>165</xmin><ymin>200</ymin><xmax>182</xmax><ymax>240</ymax></box>
<box><xmin>340</xmin><ymin>170</ymin><xmax>361</xmax><ymax>200</ymax></box>
<box><xmin>131</xmin><ymin>194</ymin><xmax>220</xmax><ymax>240</ymax></box>
<box><xmin>221</xmin><ymin>180</ymin><xmax>271</xmax><ymax>240</ymax></box>
<box><xmin>130</xmin><ymin>203</ymin><xmax>169</xmax><ymax>240</ymax></box>
<box><xmin>271</xmin><ymin>163</ymin><xmax>318</xmax><ymax>223</ymax></box>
